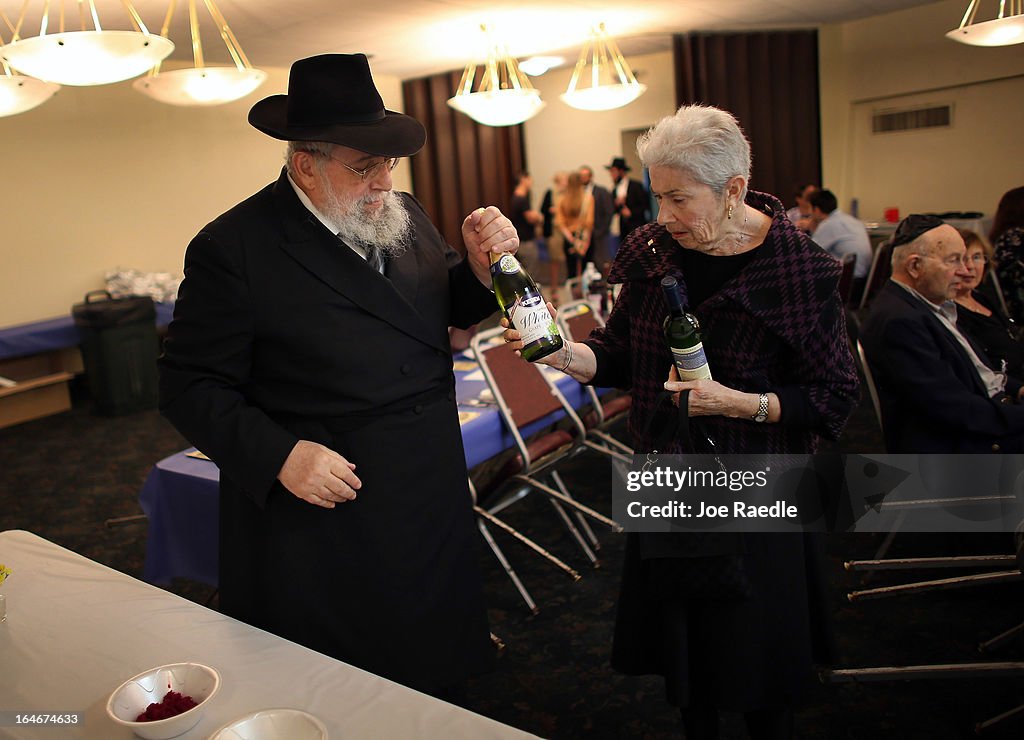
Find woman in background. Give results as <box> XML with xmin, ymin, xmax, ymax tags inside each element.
<box><xmin>555</xmin><ymin>171</ymin><xmax>595</xmax><ymax>281</ymax></box>
<box><xmin>955</xmin><ymin>229</ymin><xmax>1024</xmax><ymax>377</ymax></box>
<box><xmin>991</xmin><ymin>186</ymin><xmax>1024</xmax><ymax>324</ymax></box>
<box><xmin>541</xmin><ymin>171</ymin><xmax>569</xmax><ymax>298</ymax></box>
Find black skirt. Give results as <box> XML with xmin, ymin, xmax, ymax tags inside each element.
<box><xmin>610</xmin><ymin>531</ymin><xmax>833</xmax><ymax>709</ymax></box>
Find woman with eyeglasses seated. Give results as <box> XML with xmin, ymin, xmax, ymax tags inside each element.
<box><xmin>954</xmin><ymin>228</ymin><xmax>1024</xmax><ymax>378</ymax></box>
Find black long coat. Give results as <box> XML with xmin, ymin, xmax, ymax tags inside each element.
<box><xmin>862</xmin><ymin>281</ymin><xmax>1024</xmax><ymax>452</ymax></box>
<box><xmin>159</xmin><ymin>170</ymin><xmax>496</xmax><ymax>692</ymax></box>
<box><xmin>586</xmin><ymin>191</ymin><xmax>859</xmax><ymax>709</ymax></box>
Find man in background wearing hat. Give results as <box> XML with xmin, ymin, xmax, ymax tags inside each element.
<box><xmin>861</xmin><ymin>214</ymin><xmax>1024</xmax><ymax>452</ymax></box>
<box><xmin>606</xmin><ymin>156</ymin><xmax>650</xmax><ymax>243</ymax></box>
<box><xmin>159</xmin><ymin>54</ymin><xmax>516</xmax><ymax>697</ymax></box>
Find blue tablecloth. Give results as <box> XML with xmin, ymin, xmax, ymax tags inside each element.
<box><xmin>0</xmin><ymin>301</ymin><xmax>175</xmax><ymax>360</ymax></box>
<box><xmin>140</xmin><ymin>351</ymin><xmax>595</xmax><ymax>586</ymax></box>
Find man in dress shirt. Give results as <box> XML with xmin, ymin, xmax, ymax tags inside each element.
<box><xmin>786</xmin><ymin>183</ymin><xmax>817</xmax><ymax>233</ymax></box>
<box><xmin>579</xmin><ymin>165</ymin><xmax>614</xmax><ymax>268</ymax></box>
<box><xmin>861</xmin><ymin>214</ymin><xmax>1024</xmax><ymax>452</ymax></box>
<box><xmin>808</xmin><ymin>189</ymin><xmax>873</xmax><ymax>303</ymax></box>
<box><xmin>606</xmin><ymin>157</ymin><xmax>650</xmax><ymax>242</ymax></box>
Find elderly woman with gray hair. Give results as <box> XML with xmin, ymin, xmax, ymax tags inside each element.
<box><xmin>505</xmin><ymin>105</ymin><xmax>858</xmax><ymax>738</ymax></box>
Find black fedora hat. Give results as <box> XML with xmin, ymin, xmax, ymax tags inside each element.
<box><xmin>248</xmin><ymin>54</ymin><xmax>426</xmax><ymax>158</ymax></box>
<box><xmin>605</xmin><ymin>157</ymin><xmax>631</xmax><ymax>171</ymax></box>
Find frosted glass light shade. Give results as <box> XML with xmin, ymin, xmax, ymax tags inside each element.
<box><xmin>0</xmin><ymin>75</ymin><xmax>60</xmax><ymax>116</ymax></box>
<box><xmin>447</xmin><ymin>88</ymin><xmax>545</xmax><ymax>127</ymax></box>
<box><xmin>1</xmin><ymin>30</ymin><xmax>174</xmax><ymax>86</ymax></box>
<box><xmin>560</xmin><ymin>81</ymin><xmax>647</xmax><ymax>112</ymax></box>
<box><xmin>946</xmin><ymin>14</ymin><xmax>1024</xmax><ymax>46</ymax></box>
<box><xmin>133</xmin><ymin>67</ymin><xmax>267</xmax><ymax>106</ymax></box>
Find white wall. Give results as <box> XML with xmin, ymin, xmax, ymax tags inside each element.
<box><xmin>522</xmin><ymin>50</ymin><xmax>677</xmax><ymax>203</ymax></box>
<box><xmin>819</xmin><ymin>0</ymin><xmax>1024</xmax><ymax>222</ymax></box>
<box><xmin>0</xmin><ymin>65</ymin><xmax>411</xmax><ymax>327</ymax></box>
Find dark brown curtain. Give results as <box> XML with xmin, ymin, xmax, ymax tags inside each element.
<box><xmin>673</xmin><ymin>31</ymin><xmax>820</xmax><ymax>202</ymax></box>
<box><xmin>402</xmin><ymin>71</ymin><xmax>526</xmax><ymax>252</ymax></box>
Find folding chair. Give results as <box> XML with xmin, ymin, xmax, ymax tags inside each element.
<box><xmin>564</xmin><ymin>276</ymin><xmax>584</xmax><ymax>301</ymax></box>
<box><xmin>471</xmin><ymin>326</ymin><xmax>623</xmax><ymax>570</ymax></box>
<box><xmin>854</xmin><ymin>338</ymin><xmax>884</xmax><ymax>439</ymax></box>
<box><xmin>824</xmin><ymin>536</ymin><xmax>1024</xmax><ymax>734</ymax></box>
<box><xmin>858</xmin><ymin>241</ymin><xmax>893</xmax><ymax>313</ymax></box>
<box><xmin>469</xmin><ymin>477</ymin><xmax>580</xmax><ymax>615</ymax></box>
<box><xmin>837</xmin><ymin>253</ymin><xmax>857</xmax><ymax>307</ymax></box>
<box><xmin>556</xmin><ymin>300</ymin><xmax>634</xmax><ymax>460</ymax></box>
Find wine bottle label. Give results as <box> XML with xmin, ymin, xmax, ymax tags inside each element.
<box><xmin>671</xmin><ymin>342</ymin><xmax>713</xmax><ymax>381</ymax></box>
<box><xmin>498</xmin><ymin>254</ymin><xmax>520</xmax><ymax>275</ymax></box>
<box><xmin>510</xmin><ymin>295</ymin><xmax>555</xmax><ymax>346</ymax></box>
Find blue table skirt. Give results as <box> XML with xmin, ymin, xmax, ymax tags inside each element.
<box><xmin>140</xmin><ymin>352</ymin><xmax>603</xmax><ymax>586</ymax></box>
<box><xmin>0</xmin><ymin>302</ymin><xmax>175</xmax><ymax>360</ymax></box>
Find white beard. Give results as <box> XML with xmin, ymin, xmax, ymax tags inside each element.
<box><xmin>320</xmin><ymin>180</ymin><xmax>412</xmax><ymax>259</ymax></box>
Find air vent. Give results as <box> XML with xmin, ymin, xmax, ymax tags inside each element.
<box><xmin>872</xmin><ymin>104</ymin><xmax>952</xmax><ymax>134</ymax></box>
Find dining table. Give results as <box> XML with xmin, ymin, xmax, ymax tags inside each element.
<box><xmin>0</xmin><ymin>529</ymin><xmax>536</xmax><ymax>739</ymax></box>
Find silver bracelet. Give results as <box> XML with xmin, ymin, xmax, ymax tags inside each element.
<box><xmin>558</xmin><ymin>342</ymin><xmax>574</xmax><ymax>373</ymax></box>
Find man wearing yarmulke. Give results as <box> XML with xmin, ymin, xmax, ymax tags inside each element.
<box><xmin>861</xmin><ymin>214</ymin><xmax>1024</xmax><ymax>452</ymax></box>
<box><xmin>159</xmin><ymin>54</ymin><xmax>518</xmax><ymax>698</ymax></box>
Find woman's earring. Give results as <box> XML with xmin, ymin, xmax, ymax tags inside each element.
<box><xmin>728</xmin><ymin>204</ymin><xmax>734</xmax><ymax>219</ymax></box>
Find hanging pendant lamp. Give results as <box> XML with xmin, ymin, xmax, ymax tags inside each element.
<box><xmin>1</xmin><ymin>1</ymin><xmax>174</xmax><ymax>86</ymax></box>
<box><xmin>133</xmin><ymin>0</ymin><xmax>266</xmax><ymax>106</ymax></box>
<box><xmin>447</xmin><ymin>24</ymin><xmax>545</xmax><ymax>127</ymax></box>
<box><xmin>947</xmin><ymin>0</ymin><xmax>1024</xmax><ymax>46</ymax></box>
<box><xmin>560</xmin><ymin>23</ymin><xmax>646</xmax><ymax>112</ymax></box>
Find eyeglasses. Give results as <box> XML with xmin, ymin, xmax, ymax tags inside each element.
<box><xmin>325</xmin><ymin>154</ymin><xmax>400</xmax><ymax>181</ymax></box>
<box><xmin>967</xmin><ymin>253</ymin><xmax>988</xmax><ymax>264</ymax></box>
<box><xmin>920</xmin><ymin>253</ymin><xmax>970</xmax><ymax>267</ymax></box>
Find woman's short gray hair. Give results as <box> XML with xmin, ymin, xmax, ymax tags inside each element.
<box><xmin>637</xmin><ymin>104</ymin><xmax>751</xmax><ymax>199</ymax></box>
<box><xmin>285</xmin><ymin>140</ymin><xmax>334</xmax><ymax>177</ymax></box>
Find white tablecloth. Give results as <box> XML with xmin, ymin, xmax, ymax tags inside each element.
<box><xmin>0</xmin><ymin>530</ymin><xmax>535</xmax><ymax>739</ymax></box>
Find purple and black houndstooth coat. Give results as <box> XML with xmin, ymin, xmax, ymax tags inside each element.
<box><xmin>587</xmin><ymin>190</ymin><xmax>858</xmax><ymax>455</ymax></box>
<box><xmin>586</xmin><ymin>191</ymin><xmax>860</xmax><ymax>709</ymax></box>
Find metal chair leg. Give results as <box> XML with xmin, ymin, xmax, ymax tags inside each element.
<box><xmin>978</xmin><ymin>621</ymin><xmax>1024</xmax><ymax>654</ymax></box>
<box><xmin>546</xmin><ymin>498</ymin><xmax>600</xmax><ymax>568</ymax></box>
<box><xmin>847</xmin><ymin>570</ymin><xmax>1023</xmax><ymax>602</ymax></box>
<box><xmin>477</xmin><ymin>518</ymin><xmax>539</xmax><ymax>615</ymax></box>
<box><xmin>550</xmin><ymin>469</ymin><xmax>600</xmax><ymax>551</ymax></box>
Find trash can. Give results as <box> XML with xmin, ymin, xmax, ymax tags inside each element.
<box><xmin>72</xmin><ymin>290</ymin><xmax>159</xmax><ymax>416</ymax></box>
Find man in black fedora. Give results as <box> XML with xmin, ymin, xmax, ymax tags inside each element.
<box><xmin>159</xmin><ymin>53</ymin><xmax>517</xmax><ymax>697</ymax></box>
<box><xmin>606</xmin><ymin>156</ymin><xmax>650</xmax><ymax>243</ymax></box>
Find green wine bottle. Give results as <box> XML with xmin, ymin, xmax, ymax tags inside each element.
<box><xmin>661</xmin><ymin>276</ymin><xmax>712</xmax><ymax>381</ymax></box>
<box><xmin>489</xmin><ymin>251</ymin><xmax>563</xmax><ymax>362</ymax></box>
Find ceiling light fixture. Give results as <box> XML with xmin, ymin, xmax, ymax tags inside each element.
<box><xmin>133</xmin><ymin>0</ymin><xmax>266</xmax><ymax>106</ymax></box>
<box><xmin>0</xmin><ymin>71</ymin><xmax>60</xmax><ymax>116</ymax></box>
<box><xmin>0</xmin><ymin>13</ymin><xmax>59</xmax><ymax>117</ymax></box>
<box><xmin>0</xmin><ymin>1</ymin><xmax>174</xmax><ymax>86</ymax></box>
<box><xmin>947</xmin><ymin>0</ymin><xmax>1024</xmax><ymax>46</ymax></box>
<box><xmin>560</xmin><ymin>23</ymin><xmax>646</xmax><ymax>111</ymax></box>
<box><xmin>447</xmin><ymin>24</ymin><xmax>545</xmax><ymax>127</ymax></box>
<box><xmin>519</xmin><ymin>56</ymin><xmax>565</xmax><ymax>77</ymax></box>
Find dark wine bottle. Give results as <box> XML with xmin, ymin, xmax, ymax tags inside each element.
<box><xmin>661</xmin><ymin>276</ymin><xmax>712</xmax><ymax>381</ymax></box>
<box><xmin>490</xmin><ymin>252</ymin><xmax>563</xmax><ymax>362</ymax></box>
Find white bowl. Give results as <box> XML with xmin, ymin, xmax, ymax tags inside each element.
<box><xmin>106</xmin><ymin>662</ymin><xmax>220</xmax><ymax>740</ymax></box>
<box><xmin>209</xmin><ymin>708</ymin><xmax>328</xmax><ymax>739</ymax></box>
